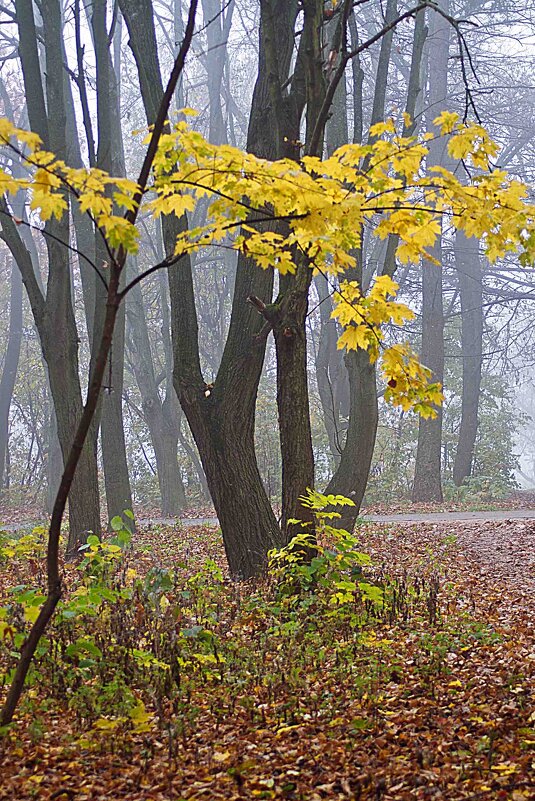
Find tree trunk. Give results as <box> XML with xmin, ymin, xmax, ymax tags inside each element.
<box><xmin>266</xmin><ymin>0</ymin><xmax>325</xmax><ymax>538</ymax></box>
<box><xmin>153</xmin><ymin>426</ymin><xmax>186</xmax><ymax>516</ymax></box>
<box><xmin>0</xmin><ymin>261</ymin><xmax>23</xmax><ymax>486</ymax></box>
<box><xmin>179</xmin><ymin>386</ymin><xmax>282</xmax><ymax>576</ymax></box>
<box><xmin>325</xmin><ymin>349</ymin><xmax>378</xmax><ymax>525</ymax></box>
<box><xmin>6</xmin><ymin>0</ymin><xmax>102</xmax><ymax>550</ymax></box>
<box><xmin>126</xmin><ymin>273</ymin><xmax>186</xmax><ymax>516</ymax></box>
<box><xmin>412</xmin><ymin>0</ymin><xmax>450</xmax><ymax>503</ymax></box>
<box><xmin>158</xmin><ymin>270</ymin><xmax>189</xmax><ymax>512</ymax></box>
<box><xmin>411</xmin><ymin>251</ymin><xmax>445</xmax><ymax>502</ymax></box>
<box><xmin>100</xmin><ymin>332</ymin><xmax>133</xmax><ymax>521</ymax></box>
<box><xmin>200</xmin><ymin>0</ymin><xmax>233</xmax><ymax>145</ymax></box>
<box><xmin>453</xmin><ymin>230</ymin><xmax>483</xmax><ymax>486</ymax></box>
<box><xmin>46</xmin><ymin>406</ymin><xmax>62</xmax><ymax>514</ymax></box>
<box><xmin>326</xmin><ymin>0</ymin><xmax>400</xmax><ymax>528</ymax></box>
<box><xmin>90</xmin><ymin>0</ymin><xmax>134</xmax><ymax>525</ymax></box>
<box><xmin>273</xmin><ymin>265</ymin><xmax>315</xmax><ymax>541</ymax></box>
<box><xmin>119</xmin><ymin>0</ymin><xmax>300</xmax><ymax>576</ymax></box>
<box><xmin>313</xmin><ymin>274</ymin><xmax>348</xmax><ymax>468</ymax></box>
<box><xmin>41</xmin><ymin>230</ymin><xmax>102</xmax><ymax>553</ymax></box>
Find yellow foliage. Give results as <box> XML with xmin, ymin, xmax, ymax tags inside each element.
<box><xmin>0</xmin><ymin>112</ymin><xmax>534</xmax><ymax>416</ymax></box>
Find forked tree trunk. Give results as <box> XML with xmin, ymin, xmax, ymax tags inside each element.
<box><xmin>119</xmin><ymin>0</ymin><xmax>295</xmax><ymax>576</ymax></box>
<box><xmin>179</xmin><ymin>384</ymin><xmax>282</xmax><ymax>576</ymax></box>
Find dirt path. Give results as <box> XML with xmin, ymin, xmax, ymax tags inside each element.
<box><xmin>447</xmin><ymin>519</ymin><xmax>535</xmax><ymax>602</ymax></box>
<box><xmin>132</xmin><ymin>511</ymin><xmax>535</xmax><ymax>602</ymax></box>
<box><xmin>367</xmin><ymin>517</ymin><xmax>535</xmax><ymax>613</ymax></box>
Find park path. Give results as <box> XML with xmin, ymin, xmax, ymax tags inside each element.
<box><xmin>3</xmin><ymin>508</ymin><xmax>535</xmax><ymax>532</ymax></box>
<box><xmin>150</xmin><ymin>508</ymin><xmax>535</xmax><ymax>528</ymax></box>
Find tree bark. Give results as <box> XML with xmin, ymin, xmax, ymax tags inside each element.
<box><xmin>268</xmin><ymin>0</ymin><xmax>325</xmax><ymax>539</ymax></box>
<box><xmin>273</xmin><ymin>264</ymin><xmax>315</xmax><ymax>541</ymax></box>
<box><xmin>200</xmin><ymin>0</ymin><xmax>234</xmax><ymax>145</ymax></box>
<box><xmin>119</xmin><ymin>0</ymin><xmax>299</xmax><ymax>575</ymax></box>
<box><xmin>313</xmin><ymin>273</ymin><xmax>348</xmax><ymax>468</ymax></box>
<box><xmin>0</xmin><ymin>261</ymin><xmax>23</xmax><ymax>486</ymax></box>
<box><xmin>90</xmin><ymin>0</ymin><xmax>134</xmax><ymax>525</ymax></box>
<box><xmin>412</xmin><ymin>0</ymin><xmax>450</xmax><ymax>503</ymax></box>
<box><xmin>411</xmin><ymin>250</ymin><xmax>445</xmax><ymax>502</ymax></box>
<box><xmin>453</xmin><ymin>230</ymin><xmax>483</xmax><ymax>486</ymax></box>
<box><xmin>326</xmin><ymin>0</ymin><xmax>399</xmax><ymax>525</ymax></box>
<box><xmin>126</xmin><ymin>271</ymin><xmax>186</xmax><ymax>515</ymax></box>
<box><xmin>325</xmin><ymin>348</ymin><xmax>378</xmax><ymax>524</ymax></box>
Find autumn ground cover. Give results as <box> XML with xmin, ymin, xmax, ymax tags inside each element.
<box><xmin>0</xmin><ymin>513</ymin><xmax>533</xmax><ymax>801</ymax></box>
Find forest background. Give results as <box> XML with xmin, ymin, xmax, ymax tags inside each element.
<box><xmin>0</xmin><ymin>0</ymin><xmax>534</xmax><ymax>549</ymax></box>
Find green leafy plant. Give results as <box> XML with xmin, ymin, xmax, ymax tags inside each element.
<box><xmin>268</xmin><ymin>489</ymin><xmax>382</xmax><ymax>609</ymax></box>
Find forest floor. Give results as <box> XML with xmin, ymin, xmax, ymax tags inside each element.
<box><xmin>0</xmin><ymin>517</ymin><xmax>534</xmax><ymax>800</ymax></box>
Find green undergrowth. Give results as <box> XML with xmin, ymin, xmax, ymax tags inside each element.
<box><xmin>0</xmin><ymin>493</ymin><xmax>500</xmax><ymax>754</ymax></box>
<box><xmin>6</xmin><ymin>494</ymin><xmax>532</xmax><ymax>801</ymax></box>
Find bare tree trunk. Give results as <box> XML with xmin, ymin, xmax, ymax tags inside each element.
<box><xmin>411</xmin><ymin>250</ymin><xmax>445</xmax><ymax>502</ymax></box>
<box><xmin>453</xmin><ymin>230</ymin><xmax>483</xmax><ymax>486</ymax></box>
<box><xmin>313</xmin><ymin>273</ymin><xmax>348</xmax><ymax>468</ymax></box>
<box><xmin>126</xmin><ymin>271</ymin><xmax>186</xmax><ymax>515</ymax></box>
<box><xmin>326</xmin><ymin>0</ymin><xmax>399</xmax><ymax>524</ymax></box>
<box><xmin>412</xmin><ymin>0</ymin><xmax>450</xmax><ymax>503</ymax></box>
<box><xmin>159</xmin><ymin>270</ymin><xmax>189</xmax><ymax>510</ymax></box>
<box><xmin>46</xmin><ymin>406</ymin><xmax>62</xmax><ymax>513</ymax></box>
<box><xmin>266</xmin><ymin>0</ymin><xmax>325</xmax><ymax>539</ymax></box>
<box><xmin>200</xmin><ymin>0</ymin><xmax>234</xmax><ymax>145</ymax></box>
<box><xmin>325</xmin><ymin>348</ymin><xmax>378</xmax><ymax>522</ymax></box>
<box><xmin>0</xmin><ymin>261</ymin><xmax>23</xmax><ymax>486</ymax></box>
<box><xmin>274</xmin><ymin>264</ymin><xmax>316</xmax><ymax>540</ymax></box>
<box><xmin>313</xmin><ymin>11</ymin><xmax>350</xmax><ymax>470</ymax></box>
<box><xmin>90</xmin><ymin>0</ymin><xmax>134</xmax><ymax>525</ymax></box>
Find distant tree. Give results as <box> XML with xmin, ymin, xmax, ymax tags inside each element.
<box><xmin>412</xmin><ymin>0</ymin><xmax>450</xmax><ymax>503</ymax></box>
<box><xmin>0</xmin><ymin>260</ymin><xmax>22</xmax><ymax>487</ymax></box>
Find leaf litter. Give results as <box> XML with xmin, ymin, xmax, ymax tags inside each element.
<box><xmin>0</xmin><ymin>517</ymin><xmax>533</xmax><ymax>800</ymax></box>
